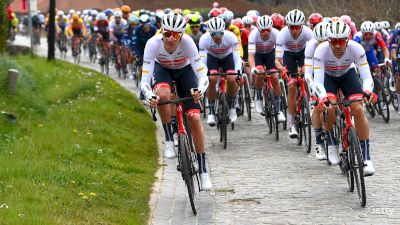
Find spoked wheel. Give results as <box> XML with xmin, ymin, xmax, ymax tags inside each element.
<box><xmin>279</xmin><ymin>79</ymin><xmax>288</xmax><ymax>130</ymax></box>
<box><xmin>374</xmin><ymin>78</ymin><xmax>390</xmax><ymax>123</ymax></box>
<box><xmin>340</xmin><ymin>151</ymin><xmax>354</xmax><ymax>192</ymax></box>
<box><xmin>365</xmin><ymin>103</ymin><xmax>376</xmax><ymax>118</ymax></box>
<box><xmin>179</xmin><ymin>134</ymin><xmax>198</xmax><ymax>215</ymax></box>
<box><xmin>219</xmin><ymin>93</ymin><xmax>228</xmax><ymax>149</ymax></box>
<box><xmin>264</xmin><ymin>90</ymin><xmax>272</xmax><ymax>134</ymax></box>
<box><xmin>348</xmin><ymin>128</ymin><xmax>366</xmax><ymax>207</ymax></box>
<box><xmin>268</xmin><ymin>89</ymin><xmax>279</xmax><ymax>141</ymax></box>
<box><xmin>243</xmin><ymin>74</ymin><xmax>252</xmax><ymax>121</ymax></box>
<box><xmin>296</xmin><ymin>112</ymin><xmax>302</xmax><ymax>146</ymax></box>
<box><xmin>301</xmin><ymin>96</ymin><xmax>312</xmax><ymax>153</ymax></box>
<box><xmin>202</xmin><ymin>95</ymin><xmax>207</xmax><ymax>119</ymax></box>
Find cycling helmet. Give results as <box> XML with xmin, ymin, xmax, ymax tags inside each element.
<box><xmin>220</xmin><ymin>7</ymin><xmax>228</xmax><ymax>14</ymax></box>
<box><xmin>91</xmin><ymin>10</ymin><xmax>98</xmax><ymax>16</ymax></box>
<box><xmin>139</xmin><ymin>14</ymin><xmax>150</xmax><ymax>23</ymax></box>
<box><xmin>104</xmin><ymin>9</ymin><xmax>113</xmax><ymax>17</ymax></box>
<box><xmin>331</xmin><ymin>17</ymin><xmax>340</xmax><ymax>22</ymax></box>
<box><xmin>285</xmin><ymin>9</ymin><xmax>305</xmax><ymax>26</ymax></box>
<box><xmin>97</xmin><ymin>12</ymin><xmax>107</xmax><ymax>21</ymax></box>
<box><xmin>339</xmin><ymin>15</ymin><xmax>351</xmax><ymax>24</ymax></box>
<box><xmin>128</xmin><ymin>15</ymin><xmax>138</xmax><ymax>24</ymax></box>
<box><xmin>323</xmin><ymin>17</ymin><xmax>331</xmax><ymax>23</ymax></box>
<box><xmin>313</xmin><ymin>22</ymin><xmax>329</xmax><ymax>41</ymax></box>
<box><xmin>114</xmin><ymin>10</ymin><xmax>122</xmax><ymax>18</ymax></box>
<box><xmin>242</xmin><ymin>16</ymin><xmax>253</xmax><ymax>25</ymax></box>
<box><xmin>327</xmin><ymin>21</ymin><xmax>350</xmax><ymax>39</ymax></box>
<box><xmin>173</xmin><ymin>8</ymin><xmax>182</xmax><ymax>15</ymax></box>
<box><xmin>224</xmin><ymin>10</ymin><xmax>234</xmax><ymax>20</ymax></box>
<box><xmin>218</xmin><ymin>14</ymin><xmax>231</xmax><ymax>27</ymax></box>
<box><xmin>183</xmin><ymin>9</ymin><xmax>191</xmax><ymax>16</ymax></box>
<box><xmin>246</xmin><ymin>10</ymin><xmax>259</xmax><ymax>17</ymax></box>
<box><xmin>257</xmin><ymin>15</ymin><xmax>273</xmax><ymax>30</ymax></box>
<box><xmin>208</xmin><ymin>8</ymin><xmax>221</xmax><ymax>19</ymax></box>
<box><xmin>271</xmin><ymin>13</ymin><xmax>284</xmax><ymax>29</ymax></box>
<box><xmin>232</xmin><ymin>18</ymin><xmax>243</xmax><ymax>29</ymax></box>
<box><xmin>189</xmin><ymin>14</ymin><xmax>201</xmax><ymax>26</ymax></box>
<box><xmin>308</xmin><ymin>13</ymin><xmax>323</xmax><ymax>26</ymax></box>
<box><xmin>69</xmin><ymin>9</ymin><xmax>75</xmax><ymax>15</ymax></box>
<box><xmin>156</xmin><ymin>11</ymin><xmax>165</xmax><ymax>19</ymax></box>
<box><xmin>121</xmin><ymin>5</ymin><xmax>131</xmax><ymax>13</ymax></box>
<box><xmin>83</xmin><ymin>10</ymin><xmax>88</xmax><ymax>15</ymax></box>
<box><xmin>208</xmin><ymin>17</ymin><xmax>225</xmax><ymax>32</ymax></box>
<box><xmin>57</xmin><ymin>10</ymin><xmax>64</xmax><ymax>16</ymax></box>
<box><xmin>395</xmin><ymin>22</ymin><xmax>400</xmax><ymax>30</ymax></box>
<box><xmin>72</xmin><ymin>14</ymin><xmax>79</xmax><ymax>21</ymax></box>
<box><xmin>360</xmin><ymin>21</ymin><xmax>375</xmax><ymax>33</ymax></box>
<box><xmin>382</xmin><ymin>21</ymin><xmax>390</xmax><ymax>29</ymax></box>
<box><xmin>164</xmin><ymin>8</ymin><xmax>172</xmax><ymax>14</ymax></box>
<box><xmin>162</xmin><ymin>13</ymin><xmax>186</xmax><ymax>32</ymax></box>
<box><xmin>374</xmin><ymin>22</ymin><xmax>383</xmax><ymax>30</ymax></box>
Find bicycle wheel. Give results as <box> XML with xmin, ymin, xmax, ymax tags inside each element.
<box><xmin>243</xmin><ymin>74</ymin><xmax>252</xmax><ymax>121</ymax></box>
<box><xmin>268</xmin><ymin>89</ymin><xmax>279</xmax><ymax>141</ymax></box>
<box><xmin>301</xmin><ymin>96</ymin><xmax>312</xmax><ymax>153</ymax></box>
<box><xmin>365</xmin><ymin>102</ymin><xmax>375</xmax><ymax>118</ymax></box>
<box><xmin>238</xmin><ymin>86</ymin><xmax>245</xmax><ymax>116</ymax></box>
<box><xmin>374</xmin><ymin>78</ymin><xmax>390</xmax><ymax>123</ymax></box>
<box><xmin>279</xmin><ymin>79</ymin><xmax>288</xmax><ymax>130</ymax></box>
<box><xmin>264</xmin><ymin>89</ymin><xmax>272</xmax><ymax>134</ymax></box>
<box><xmin>347</xmin><ymin>128</ymin><xmax>366</xmax><ymax>207</ymax></box>
<box><xmin>179</xmin><ymin>134</ymin><xmax>197</xmax><ymax>215</ymax></box>
<box><xmin>219</xmin><ymin>93</ymin><xmax>228</xmax><ymax>149</ymax></box>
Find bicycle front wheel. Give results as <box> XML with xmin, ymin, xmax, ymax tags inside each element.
<box><xmin>301</xmin><ymin>96</ymin><xmax>312</xmax><ymax>153</ymax></box>
<box><xmin>179</xmin><ymin>134</ymin><xmax>198</xmax><ymax>215</ymax></box>
<box><xmin>268</xmin><ymin>88</ymin><xmax>279</xmax><ymax>141</ymax></box>
<box><xmin>279</xmin><ymin>79</ymin><xmax>288</xmax><ymax>130</ymax></box>
<box><xmin>243</xmin><ymin>74</ymin><xmax>252</xmax><ymax>121</ymax></box>
<box><xmin>219</xmin><ymin>93</ymin><xmax>228</xmax><ymax>149</ymax></box>
<box><xmin>348</xmin><ymin>128</ymin><xmax>366</xmax><ymax>207</ymax></box>
<box><xmin>374</xmin><ymin>78</ymin><xmax>390</xmax><ymax>123</ymax></box>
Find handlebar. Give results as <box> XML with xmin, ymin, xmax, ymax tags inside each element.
<box><xmin>207</xmin><ymin>70</ymin><xmax>242</xmax><ymax>76</ymax></box>
<box><xmin>287</xmin><ymin>72</ymin><xmax>305</xmax><ymax>78</ymax></box>
<box><xmin>255</xmin><ymin>69</ymin><xmax>281</xmax><ymax>75</ymax></box>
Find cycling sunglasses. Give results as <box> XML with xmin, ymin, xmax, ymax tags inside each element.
<box><xmin>329</xmin><ymin>38</ymin><xmax>348</xmax><ymax>47</ymax></box>
<box><xmin>210</xmin><ymin>31</ymin><xmax>224</xmax><ymax>38</ymax></box>
<box><xmin>162</xmin><ymin>30</ymin><xmax>183</xmax><ymax>40</ymax></box>
<box><xmin>289</xmin><ymin>25</ymin><xmax>302</xmax><ymax>30</ymax></box>
<box><xmin>363</xmin><ymin>32</ymin><xmax>373</xmax><ymax>39</ymax></box>
<box><xmin>259</xmin><ymin>28</ymin><xmax>271</xmax><ymax>33</ymax></box>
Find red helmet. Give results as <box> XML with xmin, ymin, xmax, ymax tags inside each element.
<box><xmin>271</xmin><ymin>13</ymin><xmax>284</xmax><ymax>30</ymax></box>
<box><xmin>340</xmin><ymin>15</ymin><xmax>351</xmax><ymax>24</ymax></box>
<box><xmin>232</xmin><ymin>18</ymin><xmax>243</xmax><ymax>29</ymax></box>
<box><xmin>208</xmin><ymin>8</ymin><xmax>221</xmax><ymax>19</ymax></box>
<box><xmin>308</xmin><ymin>13</ymin><xmax>323</xmax><ymax>27</ymax></box>
<box><xmin>219</xmin><ymin>7</ymin><xmax>228</xmax><ymax>14</ymax></box>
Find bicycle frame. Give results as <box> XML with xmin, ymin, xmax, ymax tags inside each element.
<box><xmin>289</xmin><ymin>73</ymin><xmax>309</xmax><ymax>115</ymax></box>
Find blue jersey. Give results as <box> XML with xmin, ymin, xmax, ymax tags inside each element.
<box><xmin>132</xmin><ymin>24</ymin><xmax>157</xmax><ymax>57</ymax></box>
<box><xmin>389</xmin><ymin>29</ymin><xmax>400</xmax><ymax>57</ymax></box>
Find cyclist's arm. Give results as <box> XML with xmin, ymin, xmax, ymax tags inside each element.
<box><xmin>304</xmin><ymin>41</ymin><xmax>316</xmax><ymax>88</ymax></box>
<box><xmin>354</xmin><ymin>44</ymin><xmax>374</xmax><ymax>93</ymax></box>
<box><xmin>247</xmin><ymin>30</ymin><xmax>256</xmax><ymax>69</ymax></box>
<box><xmin>231</xmin><ymin>26</ymin><xmax>244</xmax><ymax>58</ymax></box>
<box><xmin>375</xmin><ymin>32</ymin><xmax>389</xmax><ymax>59</ymax></box>
<box><xmin>198</xmin><ymin>35</ymin><xmax>208</xmax><ymax>70</ymax></box>
<box><xmin>232</xmin><ymin>40</ymin><xmax>242</xmax><ymax>72</ymax></box>
<box><xmin>313</xmin><ymin>48</ymin><xmax>328</xmax><ymax>99</ymax></box>
<box><xmin>274</xmin><ymin>34</ymin><xmax>285</xmax><ymax>70</ymax></box>
<box><xmin>140</xmin><ymin>38</ymin><xmax>156</xmax><ymax>99</ymax></box>
<box><xmin>184</xmin><ymin>36</ymin><xmax>209</xmax><ymax>93</ymax></box>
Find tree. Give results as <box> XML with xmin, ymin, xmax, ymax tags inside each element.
<box><xmin>0</xmin><ymin>0</ymin><xmax>9</xmax><ymax>53</ymax></box>
<box><xmin>47</xmin><ymin>0</ymin><xmax>56</xmax><ymax>60</ymax></box>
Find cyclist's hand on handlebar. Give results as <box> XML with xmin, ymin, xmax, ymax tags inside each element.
<box><xmin>384</xmin><ymin>57</ymin><xmax>391</xmax><ymax>65</ymax></box>
<box><xmin>318</xmin><ymin>97</ymin><xmax>329</xmax><ymax>112</ymax></box>
<box><xmin>191</xmin><ymin>88</ymin><xmax>201</xmax><ymax>103</ymax></box>
<box><xmin>149</xmin><ymin>95</ymin><xmax>159</xmax><ymax>108</ymax></box>
<box><xmin>364</xmin><ymin>91</ymin><xmax>377</xmax><ymax>104</ymax></box>
<box><xmin>281</xmin><ymin>67</ymin><xmax>288</xmax><ymax>80</ymax></box>
<box><xmin>251</xmin><ymin>66</ymin><xmax>258</xmax><ymax>75</ymax></box>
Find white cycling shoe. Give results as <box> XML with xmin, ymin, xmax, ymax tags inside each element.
<box><xmin>328</xmin><ymin>145</ymin><xmax>340</xmax><ymax>165</ymax></box>
<box><xmin>200</xmin><ymin>173</ymin><xmax>213</xmax><ymax>191</ymax></box>
<box><xmin>288</xmin><ymin>125</ymin><xmax>298</xmax><ymax>139</ymax></box>
<box><xmin>173</xmin><ymin>133</ymin><xmax>178</xmax><ymax>147</ymax></box>
<box><xmin>229</xmin><ymin>108</ymin><xmax>237</xmax><ymax>122</ymax></box>
<box><xmin>164</xmin><ymin>141</ymin><xmax>176</xmax><ymax>159</ymax></box>
<box><xmin>255</xmin><ymin>100</ymin><xmax>263</xmax><ymax>113</ymax></box>
<box><xmin>277</xmin><ymin>111</ymin><xmax>286</xmax><ymax>122</ymax></box>
<box><xmin>315</xmin><ymin>144</ymin><xmax>326</xmax><ymax>160</ymax></box>
<box><xmin>207</xmin><ymin>114</ymin><xmax>216</xmax><ymax>126</ymax></box>
<box><xmin>363</xmin><ymin>160</ymin><xmax>375</xmax><ymax>176</ymax></box>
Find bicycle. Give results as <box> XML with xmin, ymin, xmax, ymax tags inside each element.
<box><xmin>364</xmin><ymin>63</ymin><xmax>390</xmax><ymax>123</ymax></box>
<box><xmin>114</xmin><ymin>41</ymin><xmax>129</xmax><ymax>79</ymax></box>
<box><xmin>88</xmin><ymin>33</ymin><xmax>98</xmax><ymax>63</ymax></box>
<box><xmin>71</xmin><ymin>36</ymin><xmax>81</xmax><ymax>64</ymax></box>
<box><xmin>383</xmin><ymin>62</ymin><xmax>399</xmax><ymax>111</ymax></box>
<box><xmin>208</xmin><ymin>71</ymin><xmax>241</xmax><ymax>149</ymax></box>
<box><xmin>151</xmin><ymin>96</ymin><xmax>201</xmax><ymax>215</ymax></box>
<box><xmin>57</xmin><ymin>32</ymin><xmax>67</xmax><ymax>59</ymax></box>
<box><xmin>255</xmin><ymin>69</ymin><xmax>281</xmax><ymax>141</ymax></box>
<box><xmin>288</xmin><ymin>71</ymin><xmax>312</xmax><ymax>153</ymax></box>
<box><xmin>98</xmin><ymin>37</ymin><xmax>110</xmax><ymax>75</ymax></box>
<box><xmin>237</xmin><ymin>73</ymin><xmax>252</xmax><ymax>121</ymax></box>
<box><xmin>323</xmin><ymin>96</ymin><xmax>367</xmax><ymax>207</ymax></box>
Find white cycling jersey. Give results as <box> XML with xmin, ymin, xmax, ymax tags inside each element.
<box><xmin>313</xmin><ymin>40</ymin><xmax>373</xmax><ymax>99</ymax></box>
<box><xmin>304</xmin><ymin>38</ymin><xmax>320</xmax><ymax>90</ymax></box>
<box><xmin>109</xmin><ymin>19</ymin><xmax>127</xmax><ymax>34</ymax></box>
<box><xmin>248</xmin><ymin>28</ymin><xmax>279</xmax><ymax>54</ymax></box>
<box><xmin>275</xmin><ymin>25</ymin><xmax>313</xmax><ymax>58</ymax></box>
<box><xmin>141</xmin><ymin>34</ymin><xmax>207</xmax><ymax>93</ymax></box>
<box><xmin>199</xmin><ymin>31</ymin><xmax>242</xmax><ymax>72</ymax></box>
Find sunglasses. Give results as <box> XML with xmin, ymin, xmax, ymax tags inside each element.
<box><xmin>363</xmin><ymin>32</ymin><xmax>373</xmax><ymax>39</ymax></box>
<box><xmin>162</xmin><ymin>30</ymin><xmax>183</xmax><ymax>40</ymax></box>
<box><xmin>260</xmin><ymin>28</ymin><xmax>271</xmax><ymax>33</ymax></box>
<box><xmin>211</xmin><ymin>31</ymin><xmax>224</xmax><ymax>37</ymax></box>
<box><xmin>289</xmin><ymin>25</ymin><xmax>302</xmax><ymax>30</ymax></box>
<box><xmin>329</xmin><ymin>38</ymin><xmax>348</xmax><ymax>47</ymax></box>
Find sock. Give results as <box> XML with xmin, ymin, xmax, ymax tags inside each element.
<box><xmin>209</xmin><ymin>100</ymin><xmax>215</xmax><ymax>115</ymax></box>
<box><xmin>162</xmin><ymin>122</ymin><xmax>173</xmax><ymax>142</ymax></box>
<box><xmin>171</xmin><ymin>116</ymin><xmax>177</xmax><ymax>134</ymax></box>
<box><xmin>325</xmin><ymin>129</ymin><xmax>337</xmax><ymax>146</ymax></box>
<box><xmin>275</xmin><ymin>96</ymin><xmax>281</xmax><ymax>112</ymax></box>
<box><xmin>360</xmin><ymin>139</ymin><xmax>371</xmax><ymax>160</ymax></box>
<box><xmin>197</xmin><ymin>153</ymin><xmax>207</xmax><ymax>174</ymax></box>
<box><xmin>314</xmin><ymin>128</ymin><xmax>323</xmax><ymax>144</ymax></box>
<box><xmin>256</xmin><ymin>89</ymin><xmax>262</xmax><ymax>100</ymax></box>
<box><xmin>288</xmin><ymin>114</ymin><xmax>295</xmax><ymax>127</ymax></box>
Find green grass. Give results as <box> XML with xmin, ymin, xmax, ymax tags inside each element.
<box><xmin>0</xmin><ymin>55</ymin><xmax>158</xmax><ymax>224</ymax></box>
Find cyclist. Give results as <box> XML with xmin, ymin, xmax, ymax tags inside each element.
<box><xmin>275</xmin><ymin>9</ymin><xmax>313</xmax><ymax>138</ymax></box>
<box><xmin>304</xmin><ymin>22</ymin><xmax>329</xmax><ymax>160</ymax></box>
<box><xmin>374</xmin><ymin>22</ymin><xmax>390</xmax><ymax>63</ymax></box>
<box><xmin>187</xmin><ymin>14</ymin><xmax>203</xmax><ymax>49</ymax></box>
<box><xmin>199</xmin><ymin>17</ymin><xmax>242</xmax><ymax>125</ymax></box>
<box><xmin>389</xmin><ymin>23</ymin><xmax>400</xmax><ymax>114</ymax></box>
<box><xmin>109</xmin><ymin>10</ymin><xmax>128</xmax><ymax>62</ymax></box>
<box><xmin>249</xmin><ymin>15</ymin><xmax>285</xmax><ymax>123</ymax></box>
<box><xmin>314</xmin><ymin>21</ymin><xmax>376</xmax><ymax>176</ymax></box>
<box><xmin>242</xmin><ymin>15</ymin><xmax>256</xmax><ymax>31</ymax></box>
<box><xmin>94</xmin><ymin>12</ymin><xmax>110</xmax><ymax>66</ymax></box>
<box><xmin>140</xmin><ymin>13</ymin><xmax>211</xmax><ymax>190</ymax></box>
<box><xmin>121</xmin><ymin>5</ymin><xmax>131</xmax><ymax>21</ymax></box>
<box><xmin>66</xmin><ymin>14</ymin><xmax>87</xmax><ymax>53</ymax></box>
<box><xmin>56</xmin><ymin>11</ymin><xmax>68</xmax><ymax>43</ymax></box>
<box><xmin>339</xmin><ymin>15</ymin><xmax>357</xmax><ymax>39</ymax></box>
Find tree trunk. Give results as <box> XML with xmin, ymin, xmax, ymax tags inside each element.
<box><xmin>0</xmin><ymin>0</ymin><xmax>9</xmax><ymax>53</ymax></box>
<box><xmin>48</xmin><ymin>0</ymin><xmax>56</xmax><ymax>60</ymax></box>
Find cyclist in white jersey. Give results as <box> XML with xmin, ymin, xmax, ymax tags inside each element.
<box><xmin>248</xmin><ymin>15</ymin><xmax>285</xmax><ymax>122</ymax></box>
<box><xmin>275</xmin><ymin>9</ymin><xmax>313</xmax><ymax>138</ymax></box>
<box><xmin>304</xmin><ymin>22</ymin><xmax>330</xmax><ymax>160</ymax></box>
<box><xmin>140</xmin><ymin>13</ymin><xmax>212</xmax><ymax>190</ymax></box>
<box><xmin>109</xmin><ymin>10</ymin><xmax>128</xmax><ymax>61</ymax></box>
<box><xmin>314</xmin><ymin>21</ymin><xmax>376</xmax><ymax>176</ymax></box>
<box><xmin>199</xmin><ymin>17</ymin><xmax>242</xmax><ymax>125</ymax></box>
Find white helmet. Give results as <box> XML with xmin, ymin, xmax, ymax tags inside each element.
<box><xmin>91</xmin><ymin>10</ymin><xmax>98</xmax><ymax>16</ymax></box>
<box><xmin>246</xmin><ymin>10</ymin><xmax>259</xmax><ymax>17</ymax></box>
<box><xmin>327</xmin><ymin>21</ymin><xmax>350</xmax><ymax>39</ymax></box>
<box><xmin>242</xmin><ymin>15</ymin><xmax>253</xmax><ymax>25</ymax></box>
<box><xmin>382</xmin><ymin>21</ymin><xmax>390</xmax><ymax>29</ymax></box>
<box><xmin>224</xmin><ymin>11</ymin><xmax>234</xmax><ymax>20</ymax></box>
<box><xmin>313</xmin><ymin>22</ymin><xmax>329</xmax><ymax>41</ymax></box>
<box><xmin>162</xmin><ymin>13</ymin><xmax>187</xmax><ymax>32</ymax></box>
<box><xmin>360</xmin><ymin>21</ymin><xmax>375</xmax><ymax>33</ymax></box>
<box><xmin>396</xmin><ymin>22</ymin><xmax>400</xmax><ymax>30</ymax></box>
<box><xmin>114</xmin><ymin>10</ymin><xmax>122</xmax><ymax>18</ymax></box>
<box><xmin>156</xmin><ymin>11</ymin><xmax>165</xmax><ymax>19</ymax></box>
<box><xmin>57</xmin><ymin>10</ymin><xmax>64</xmax><ymax>16</ymax></box>
<box><xmin>83</xmin><ymin>10</ymin><xmax>89</xmax><ymax>15</ymax></box>
<box><xmin>139</xmin><ymin>14</ymin><xmax>150</xmax><ymax>23</ymax></box>
<box><xmin>256</xmin><ymin>15</ymin><xmax>273</xmax><ymax>30</ymax></box>
<box><xmin>374</xmin><ymin>22</ymin><xmax>382</xmax><ymax>30</ymax></box>
<box><xmin>69</xmin><ymin>9</ymin><xmax>75</xmax><ymax>15</ymax></box>
<box><xmin>285</xmin><ymin>9</ymin><xmax>305</xmax><ymax>26</ymax></box>
<box><xmin>97</xmin><ymin>12</ymin><xmax>107</xmax><ymax>21</ymax></box>
<box><xmin>76</xmin><ymin>11</ymin><xmax>81</xmax><ymax>15</ymax></box>
<box><xmin>208</xmin><ymin>17</ymin><xmax>225</xmax><ymax>32</ymax></box>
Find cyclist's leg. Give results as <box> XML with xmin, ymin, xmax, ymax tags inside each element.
<box><xmin>283</xmin><ymin>51</ymin><xmax>298</xmax><ymax>131</ymax></box>
<box><xmin>266</xmin><ymin>51</ymin><xmax>283</xmax><ymax>115</ymax></box>
<box><xmin>253</xmin><ymin>53</ymin><xmax>265</xmax><ymax>112</ymax></box>
<box><xmin>206</xmin><ymin>54</ymin><xmax>219</xmax><ymax>117</ymax></box>
<box><xmin>223</xmin><ymin>53</ymin><xmax>239</xmax><ymax>117</ymax></box>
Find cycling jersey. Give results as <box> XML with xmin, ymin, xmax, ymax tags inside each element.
<box><xmin>248</xmin><ymin>28</ymin><xmax>279</xmax><ymax>54</ymax></box>
<box><xmin>109</xmin><ymin>19</ymin><xmax>127</xmax><ymax>35</ymax></box>
<box><xmin>228</xmin><ymin>24</ymin><xmax>244</xmax><ymax>57</ymax></box>
<box><xmin>304</xmin><ymin>38</ymin><xmax>320</xmax><ymax>87</ymax></box>
<box><xmin>275</xmin><ymin>26</ymin><xmax>313</xmax><ymax>58</ymax></box>
<box><xmin>313</xmin><ymin>40</ymin><xmax>373</xmax><ymax>99</ymax></box>
<box><xmin>198</xmin><ymin>31</ymin><xmax>242</xmax><ymax>72</ymax></box>
<box><xmin>353</xmin><ymin>31</ymin><xmax>387</xmax><ymax>52</ymax></box>
<box><xmin>132</xmin><ymin>23</ymin><xmax>157</xmax><ymax>65</ymax></box>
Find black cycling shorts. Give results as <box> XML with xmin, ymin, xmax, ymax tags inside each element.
<box><xmin>255</xmin><ymin>51</ymin><xmax>276</xmax><ymax>70</ymax></box>
<box><xmin>323</xmin><ymin>68</ymin><xmax>363</xmax><ymax>99</ymax></box>
<box><xmin>283</xmin><ymin>48</ymin><xmax>305</xmax><ymax>73</ymax></box>
<box><xmin>207</xmin><ymin>53</ymin><xmax>235</xmax><ymax>73</ymax></box>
